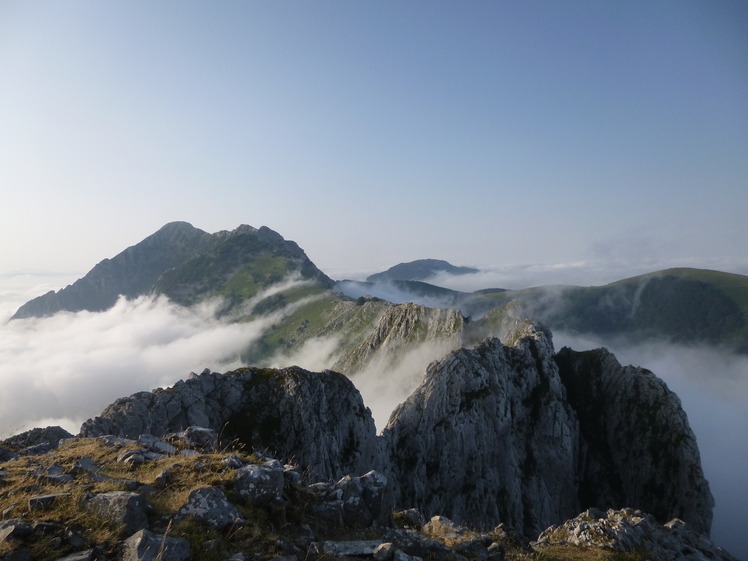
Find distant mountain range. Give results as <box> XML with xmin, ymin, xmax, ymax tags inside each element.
<box><xmin>11</xmin><ymin>222</ymin><xmax>748</xmax><ymax>356</ymax></box>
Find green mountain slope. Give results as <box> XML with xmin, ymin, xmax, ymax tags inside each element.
<box><xmin>11</xmin><ymin>223</ymin><xmax>333</xmax><ymax>320</ymax></box>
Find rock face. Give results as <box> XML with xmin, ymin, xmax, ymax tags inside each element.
<box><xmin>554</xmin><ymin>346</ymin><xmax>714</xmax><ymax>535</ymax></box>
<box><xmin>333</xmin><ymin>302</ymin><xmax>464</xmax><ymax>374</ymax></box>
<box><xmin>383</xmin><ymin>323</ymin><xmax>580</xmax><ymax>538</ymax></box>
<box><xmin>77</xmin><ymin>321</ymin><xmax>714</xmax><ymax>541</ymax></box>
<box><xmin>533</xmin><ymin>508</ymin><xmax>738</xmax><ymax>561</ymax></box>
<box><xmin>383</xmin><ymin>321</ymin><xmax>714</xmax><ymax>538</ymax></box>
<box><xmin>80</xmin><ymin>366</ymin><xmax>380</xmax><ymax>482</ymax></box>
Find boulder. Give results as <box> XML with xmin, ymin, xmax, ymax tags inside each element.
<box><xmin>121</xmin><ymin>528</ymin><xmax>190</xmax><ymax>561</ymax></box>
<box><xmin>85</xmin><ymin>492</ymin><xmax>149</xmax><ymax>535</ymax></box>
<box><xmin>81</xmin><ymin>367</ymin><xmax>381</xmax><ymax>482</ymax></box>
<box><xmin>177</xmin><ymin>487</ymin><xmax>243</xmax><ymax>531</ymax></box>
<box><xmin>234</xmin><ymin>460</ymin><xmax>284</xmax><ymax>504</ymax></box>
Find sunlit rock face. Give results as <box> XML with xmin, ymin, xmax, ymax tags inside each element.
<box><xmin>383</xmin><ymin>321</ymin><xmax>714</xmax><ymax>538</ymax></box>
<box><xmin>383</xmin><ymin>322</ymin><xmax>580</xmax><ymax>538</ymax></box>
<box><xmin>80</xmin><ymin>366</ymin><xmax>381</xmax><ymax>482</ymax></box>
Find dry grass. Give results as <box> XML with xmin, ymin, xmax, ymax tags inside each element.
<box><xmin>533</xmin><ymin>545</ymin><xmax>651</xmax><ymax>561</ymax></box>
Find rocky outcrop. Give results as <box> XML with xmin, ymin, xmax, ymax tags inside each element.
<box><xmin>77</xmin><ymin>321</ymin><xmax>714</xmax><ymax>542</ymax></box>
<box><xmin>1</xmin><ymin>426</ymin><xmax>73</xmax><ymax>456</ymax></box>
<box><xmin>554</xmin><ymin>346</ymin><xmax>714</xmax><ymax>535</ymax></box>
<box><xmin>383</xmin><ymin>321</ymin><xmax>714</xmax><ymax>539</ymax></box>
<box><xmin>533</xmin><ymin>508</ymin><xmax>738</xmax><ymax>561</ymax></box>
<box><xmin>333</xmin><ymin>303</ymin><xmax>464</xmax><ymax>374</ymax></box>
<box><xmin>80</xmin><ymin>366</ymin><xmax>380</xmax><ymax>482</ymax></box>
<box><xmin>383</xmin><ymin>323</ymin><xmax>580</xmax><ymax>538</ymax></box>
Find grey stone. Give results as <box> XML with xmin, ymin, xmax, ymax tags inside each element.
<box><xmin>85</xmin><ymin>492</ymin><xmax>149</xmax><ymax>534</ymax></box>
<box><xmin>177</xmin><ymin>487</ymin><xmax>243</xmax><ymax>531</ymax></box>
<box><xmin>423</xmin><ymin>516</ymin><xmax>463</xmax><ymax>539</ymax></box>
<box><xmin>332</xmin><ymin>470</ymin><xmax>392</xmax><ymax>528</ymax></box>
<box><xmin>0</xmin><ymin>519</ymin><xmax>33</xmax><ymax>542</ymax></box>
<box><xmin>234</xmin><ymin>461</ymin><xmax>284</xmax><ymax>504</ymax></box>
<box><xmin>28</xmin><ymin>493</ymin><xmax>69</xmax><ymax>511</ymax></box>
<box><xmin>374</xmin><ymin>542</ymin><xmax>395</xmax><ymax>561</ymax></box>
<box><xmin>69</xmin><ymin>457</ymin><xmax>100</xmax><ymax>475</ymax></box>
<box><xmin>0</xmin><ymin>549</ymin><xmax>31</xmax><ymax>561</ymax></box>
<box><xmin>121</xmin><ymin>528</ymin><xmax>190</xmax><ymax>561</ymax></box>
<box><xmin>52</xmin><ymin>549</ymin><xmax>98</xmax><ymax>561</ymax></box>
<box><xmin>384</xmin><ymin>321</ymin><xmax>714</xmax><ymax>539</ymax></box>
<box><xmin>313</xmin><ymin>540</ymin><xmax>383</xmax><ymax>557</ymax></box>
<box><xmin>80</xmin><ymin>367</ymin><xmax>380</xmax><ymax>483</ymax></box>
<box><xmin>532</xmin><ymin>508</ymin><xmax>738</xmax><ymax>561</ymax></box>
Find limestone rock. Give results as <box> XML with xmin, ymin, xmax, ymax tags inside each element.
<box><xmin>383</xmin><ymin>320</ymin><xmax>714</xmax><ymax>539</ymax></box>
<box><xmin>121</xmin><ymin>528</ymin><xmax>190</xmax><ymax>561</ymax></box>
<box><xmin>80</xmin><ymin>366</ymin><xmax>380</xmax><ymax>482</ymax></box>
<box><xmin>333</xmin><ymin>303</ymin><xmax>464</xmax><ymax>374</ymax></box>
<box><xmin>383</xmin><ymin>322</ymin><xmax>579</xmax><ymax>538</ymax></box>
<box><xmin>85</xmin><ymin>492</ymin><xmax>149</xmax><ymax>535</ymax></box>
<box><xmin>234</xmin><ymin>460</ymin><xmax>284</xmax><ymax>504</ymax></box>
<box><xmin>1</xmin><ymin>426</ymin><xmax>73</xmax><ymax>456</ymax></box>
<box><xmin>177</xmin><ymin>487</ymin><xmax>243</xmax><ymax>531</ymax></box>
<box><xmin>532</xmin><ymin>508</ymin><xmax>738</xmax><ymax>561</ymax></box>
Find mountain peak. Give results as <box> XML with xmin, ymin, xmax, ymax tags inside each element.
<box><xmin>11</xmin><ymin>222</ymin><xmax>332</xmax><ymax>319</ymax></box>
<box><xmin>367</xmin><ymin>259</ymin><xmax>479</xmax><ymax>283</ymax></box>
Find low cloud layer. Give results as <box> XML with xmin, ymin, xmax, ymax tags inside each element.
<box><xmin>554</xmin><ymin>332</ymin><xmax>748</xmax><ymax>557</ymax></box>
<box><xmin>0</xmin><ymin>277</ymin><xmax>323</xmax><ymax>438</ymax></box>
<box><xmin>0</xmin><ymin>295</ymin><xmax>271</xmax><ymax>437</ymax></box>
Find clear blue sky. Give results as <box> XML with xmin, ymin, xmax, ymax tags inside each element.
<box><xmin>2</xmin><ymin>1</ymin><xmax>747</xmax><ymax>283</ymax></box>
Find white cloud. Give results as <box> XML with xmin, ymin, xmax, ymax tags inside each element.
<box><xmin>0</xmin><ymin>274</ymin><xmax>334</xmax><ymax>439</ymax></box>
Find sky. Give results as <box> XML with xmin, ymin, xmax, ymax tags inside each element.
<box><xmin>0</xmin><ymin>5</ymin><xmax>747</xmax><ymax>552</ymax></box>
<box><xmin>1</xmin><ymin>1</ymin><xmax>747</xmax><ymax>285</ymax></box>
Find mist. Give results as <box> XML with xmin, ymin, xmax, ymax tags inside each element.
<box><xmin>554</xmin><ymin>332</ymin><xmax>748</xmax><ymax>558</ymax></box>
<box><xmin>0</xmin><ymin>277</ymin><xmax>318</xmax><ymax>439</ymax></box>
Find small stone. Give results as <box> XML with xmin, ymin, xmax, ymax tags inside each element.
<box><xmin>122</xmin><ymin>528</ymin><xmax>191</xmax><ymax>561</ymax></box>
<box><xmin>374</xmin><ymin>542</ymin><xmax>395</xmax><ymax>560</ymax></box>
<box><xmin>0</xmin><ymin>519</ymin><xmax>33</xmax><ymax>542</ymax></box>
<box><xmin>28</xmin><ymin>493</ymin><xmax>69</xmax><ymax>511</ymax></box>
<box><xmin>423</xmin><ymin>516</ymin><xmax>463</xmax><ymax>539</ymax></box>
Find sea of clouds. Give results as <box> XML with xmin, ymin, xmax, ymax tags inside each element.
<box><xmin>1</xmin><ymin>271</ymin><xmax>745</xmax><ymax>556</ymax></box>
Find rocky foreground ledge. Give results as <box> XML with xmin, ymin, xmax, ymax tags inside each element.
<box><xmin>0</xmin><ymin>429</ymin><xmax>736</xmax><ymax>561</ymax></box>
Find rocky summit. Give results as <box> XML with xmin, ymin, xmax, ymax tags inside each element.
<box><xmin>0</xmin><ymin>320</ymin><xmax>732</xmax><ymax>560</ymax></box>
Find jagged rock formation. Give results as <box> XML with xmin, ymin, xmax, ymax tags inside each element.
<box><xmin>11</xmin><ymin>222</ymin><xmax>334</xmax><ymax>319</ymax></box>
<box><xmin>77</xmin><ymin>321</ymin><xmax>713</xmax><ymax>543</ymax></box>
<box><xmin>333</xmin><ymin>303</ymin><xmax>464</xmax><ymax>373</ymax></box>
<box><xmin>382</xmin><ymin>321</ymin><xmax>713</xmax><ymax>538</ymax></box>
<box><xmin>554</xmin><ymin>346</ymin><xmax>714</xmax><ymax>535</ymax></box>
<box><xmin>382</xmin><ymin>324</ymin><xmax>580</xmax><ymax>538</ymax></box>
<box><xmin>80</xmin><ymin>367</ymin><xmax>379</xmax><ymax>482</ymax></box>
